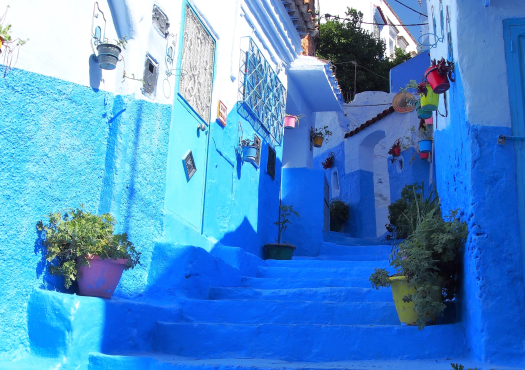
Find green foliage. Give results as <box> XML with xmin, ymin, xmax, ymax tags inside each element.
<box><xmin>0</xmin><ymin>23</ymin><xmax>11</xmax><ymax>41</ymax></box>
<box><xmin>386</xmin><ymin>182</ymin><xmax>440</xmax><ymax>241</ymax></box>
<box><xmin>329</xmin><ymin>199</ymin><xmax>349</xmax><ymax>231</ymax></box>
<box><xmin>369</xmin><ymin>268</ymin><xmax>391</xmax><ymax>289</ymax></box>
<box><xmin>317</xmin><ymin>8</ymin><xmax>412</xmax><ymax>102</ymax></box>
<box><xmin>37</xmin><ymin>207</ymin><xmax>141</xmax><ymax>289</ymax></box>
<box><xmin>275</xmin><ymin>204</ymin><xmax>299</xmax><ymax>244</ymax></box>
<box><xmin>450</xmin><ymin>364</ymin><xmax>464</xmax><ymax>370</ymax></box>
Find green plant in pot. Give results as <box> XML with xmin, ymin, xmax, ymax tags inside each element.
<box><xmin>37</xmin><ymin>207</ymin><xmax>141</xmax><ymax>298</ymax></box>
<box><xmin>264</xmin><ymin>204</ymin><xmax>299</xmax><ymax>260</ymax></box>
<box><xmin>329</xmin><ymin>199</ymin><xmax>349</xmax><ymax>232</ymax></box>
<box><xmin>97</xmin><ymin>36</ymin><xmax>128</xmax><ymax>71</ymax></box>
<box><xmin>371</xmin><ymin>187</ymin><xmax>468</xmax><ymax>329</ymax></box>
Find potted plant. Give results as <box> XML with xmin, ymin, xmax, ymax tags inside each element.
<box><xmin>402</xmin><ymin>121</ymin><xmax>433</xmax><ymax>160</ymax></box>
<box><xmin>240</xmin><ymin>138</ymin><xmax>258</xmax><ymax>164</ymax></box>
<box><xmin>322</xmin><ymin>152</ymin><xmax>335</xmax><ymax>169</ymax></box>
<box><xmin>370</xmin><ymin>209</ymin><xmax>467</xmax><ymax>329</ymax></box>
<box><xmin>36</xmin><ymin>207</ymin><xmax>141</xmax><ymax>298</ymax></box>
<box><xmin>425</xmin><ymin>58</ymin><xmax>455</xmax><ymax>94</ymax></box>
<box><xmin>284</xmin><ymin>114</ymin><xmax>305</xmax><ymax>130</ymax></box>
<box><xmin>329</xmin><ymin>199</ymin><xmax>349</xmax><ymax>232</ymax></box>
<box><xmin>311</xmin><ymin>126</ymin><xmax>332</xmax><ymax>148</ymax></box>
<box><xmin>97</xmin><ymin>36</ymin><xmax>127</xmax><ymax>70</ymax></box>
<box><xmin>264</xmin><ymin>204</ymin><xmax>299</xmax><ymax>260</ymax></box>
<box><xmin>388</xmin><ymin>138</ymin><xmax>402</xmax><ymax>158</ymax></box>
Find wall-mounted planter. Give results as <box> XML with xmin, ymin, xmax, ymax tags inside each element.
<box><xmin>0</xmin><ymin>36</ymin><xmax>4</xmax><ymax>50</ymax></box>
<box><xmin>417</xmin><ymin>106</ymin><xmax>432</xmax><ymax>119</ymax></box>
<box><xmin>264</xmin><ymin>243</ymin><xmax>296</xmax><ymax>260</ymax></box>
<box><xmin>77</xmin><ymin>255</ymin><xmax>127</xmax><ymax>298</ymax></box>
<box><xmin>419</xmin><ymin>140</ymin><xmax>432</xmax><ymax>153</ymax></box>
<box><xmin>313</xmin><ymin>136</ymin><xmax>324</xmax><ymax>148</ymax></box>
<box><xmin>97</xmin><ymin>43</ymin><xmax>122</xmax><ymax>70</ymax></box>
<box><xmin>420</xmin><ymin>151</ymin><xmax>429</xmax><ymax>159</ymax></box>
<box><xmin>425</xmin><ymin>66</ymin><xmax>450</xmax><ymax>94</ymax></box>
<box><xmin>425</xmin><ymin>116</ymin><xmax>433</xmax><ymax>125</ymax></box>
<box><xmin>392</xmin><ymin>146</ymin><xmax>401</xmax><ymax>157</ymax></box>
<box><xmin>420</xmin><ymin>85</ymin><xmax>439</xmax><ymax>111</ymax></box>
<box><xmin>284</xmin><ymin>115</ymin><xmax>298</xmax><ymax>129</ymax></box>
<box><xmin>242</xmin><ymin>145</ymin><xmax>258</xmax><ymax>164</ymax></box>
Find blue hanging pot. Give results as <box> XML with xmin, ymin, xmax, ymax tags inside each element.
<box><xmin>242</xmin><ymin>146</ymin><xmax>257</xmax><ymax>164</ymax></box>
<box><xmin>419</xmin><ymin>140</ymin><xmax>432</xmax><ymax>153</ymax></box>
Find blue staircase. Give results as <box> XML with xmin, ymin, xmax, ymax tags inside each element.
<box><xmin>15</xmin><ymin>239</ymin><xmax>483</xmax><ymax>369</ymax></box>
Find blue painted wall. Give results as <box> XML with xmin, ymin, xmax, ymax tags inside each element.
<box><xmin>390</xmin><ymin>52</ymin><xmax>430</xmax><ymax>93</ymax></box>
<box><xmin>281</xmin><ymin>168</ymin><xmax>325</xmax><ymax>256</ymax></box>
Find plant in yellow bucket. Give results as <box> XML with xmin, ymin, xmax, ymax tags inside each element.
<box><xmin>370</xmin><ymin>184</ymin><xmax>468</xmax><ymax>329</ymax></box>
<box><xmin>420</xmin><ymin>84</ymin><xmax>439</xmax><ymax>112</ymax></box>
<box><xmin>310</xmin><ymin>126</ymin><xmax>332</xmax><ymax>148</ymax></box>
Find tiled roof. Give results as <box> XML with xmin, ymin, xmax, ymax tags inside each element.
<box><xmin>344</xmin><ymin>106</ymin><xmax>395</xmax><ymax>138</ymax></box>
<box><xmin>281</xmin><ymin>0</ymin><xmax>318</xmax><ymax>37</ymax></box>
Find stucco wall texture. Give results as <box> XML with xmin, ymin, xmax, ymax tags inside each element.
<box><xmin>0</xmin><ymin>68</ymin><xmax>172</xmax><ymax>359</ymax></box>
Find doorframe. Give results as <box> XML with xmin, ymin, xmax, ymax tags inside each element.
<box><xmin>503</xmin><ymin>18</ymin><xmax>525</xmax><ymax>276</ymax></box>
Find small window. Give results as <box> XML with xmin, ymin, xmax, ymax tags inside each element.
<box><xmin>143</xmin><ymin>55</ymin><xmax>159</xmax><ymax>98</ymax></box>
<box><xmin>267</xmin><ymin>145</ymin><xmax>276</xmax><ymax>180</ymax></box>
<box><xmin>152</xmin><ymin>5</ymin><xmax>170</xmax><ymax>37</ymax></box>
<box><xmin>331</xmin><ymin>168</ymin><xmax>340</xmax><ymax>198</ymax></box>
<box><xmin>254</xmin><ymin>135</ymin><xmax>261</xmax><ymax>167</ymax></box>
<box><xmin>183</xmin><ymin>150</ymin><xmax>196</xmax><ymax>181</ymax></box>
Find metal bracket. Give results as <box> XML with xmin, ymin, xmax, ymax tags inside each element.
<box><xmin>497</xmin><ymin>135</ymin><xmax>525</xmax><ymax>145</ymax></box>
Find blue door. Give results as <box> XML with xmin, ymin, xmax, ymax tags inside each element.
<box><xmin>165</xmin><ymin>5</ymin><xmax>215</xmax><ymax>232</ymax></box>
<box><xmin>504</xmin><ymin>20</ymin><xmax>525</xmax><ymax>270</ymax></box>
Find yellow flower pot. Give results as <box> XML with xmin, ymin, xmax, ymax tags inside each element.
<box><xmin>420</xmin><ymin>85</ymin><xmax>439</xmax><ymax>111</ymax></box>
<box><xmin>0</xmin><ymin>36</ymin><xmax>4</xmax><ymax>51</ymax></box>
<box><xmin>313</xmin><ymin>136</ymin><xmax>324</xmax><ymax>148</ymax></box>
<box><xmin>389</xmin><ymin>276</ymin><xmax>441</xmax><ymax>325</ymax></box>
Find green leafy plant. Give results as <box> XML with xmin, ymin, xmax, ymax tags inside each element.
<box><xmin>36</xmin><ymin>207</ymin><xmax>141</xmax><ymax>289</ymax></box>
<box><xmin>450</xmin><ymin>364</ymin><xmax>464</xmax><ymax>370</ymax></box>
<box><xmin>329</xmin><ymin>199</ymin><xmax>349</xmax><ymax>231</ymax></box>
<box><xmin>0</xmin><ymin>5</ymin><xmax>29</xmax><ymax>77</ymax></box>
<box><xmin>370</xmin><ymin>208</ymin><xmax>468</xmax><ymax>329</ymax></box>
<box><xmin>275</xmin><ymin>204</ymin><xmax>299</xmax><ymax>244</ymax></box>
<box><xmin>311</xmin><ymin>126</ymin><xmax>333</xmax><ymax>143</ymax></box>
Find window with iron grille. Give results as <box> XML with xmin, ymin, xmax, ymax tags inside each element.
<box><xmin>152</xmin><ymin>5</ymin><xmax>170</xmax><ymax>37</ymax></box>
<box><xmin>254</xmin><ymin>135</ymin><xmax>261</xmax><ymax>167</ymax></box>
<box><xmin>143</xmin><ymin>54</ymin><xmax>159</xmax><ymax>97</ymax></box>
<box><xmin>267</xmin><ymin>145</ymin><xmax>276</xmax><ymax>180</ymax></box>
<box><xmin>241</xmin><ymin>39</ymin><xmax>286</xmax><ymax>144</ymax></box>
<box><xmin>179</xmin><ymin>6</ymin><xmax>215</xmax><ymax>122</ymax></box>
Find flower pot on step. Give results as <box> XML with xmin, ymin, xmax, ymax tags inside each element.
<box><xmin>242</xmin><ymin>145</ymin><xmax>257</xmax><ymax>164</ymax></box>
<box><xmin>264</xmin><ymin>243</ymin><xmax>296</xmax><ymax>260</ymax></box>
<box><xmin>97</xmin><ymin>43</ymin><xmax>122</xmax><ymax>70</ymax></box>
<box><xmin>419</xmin><ymin>140</ymin><xmax>432</xmax><ymax>153</ymax></box>
<box><xmin>313</xmin><ymin>136</ymin><xmax>324</xmax><ymax>148</ymax></box>
<box><xmin>284</xmin><ymin>115</ymin><xmax>298</xmax><ymax>129</ymax></box>
<box><xmin>77</xmin><ymin>255</ymin><xmax>127</xmax><ymax>298</ymax></box>
<box><xmin>425</xmin><ymin>66</ymin><xmax>450</xmax><ymax>94</ymax></box>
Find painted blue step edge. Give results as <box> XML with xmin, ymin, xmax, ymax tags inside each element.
<box><xmin>152</xmin><ymin>322</ymin><xmax>468</xmax><ymax>361</ymax></box>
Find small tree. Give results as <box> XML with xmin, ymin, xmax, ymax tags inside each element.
<box><xmin>275</xmin><ymin>204</ymin><xmax>299</xmax><ymax>244</ymax></box>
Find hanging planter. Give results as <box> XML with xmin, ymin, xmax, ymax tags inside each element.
<box><xmin>388</xmin><ymin>139</ymin><xmax>402</xmax><ymax>158</ymax></box>
<box><xmin>313</xmin><ymin>136</ymin><xmax>324</xmax><ymax>148</ymax></box>
<box><xmin>420</xmin><ymin>85</ymin><xmax>439</xmax><ymax>111</ymax></box>
<box><xmin>97</xmin><ymin>43</ymin><xmax>122</xmax><ymax>70</ymax></box>
<box><xmin>419</xmin><ymin>140</ymin><xmax>432</xmax><ymax>153</ymax></box>
<box><xmin>425</xmin><ymin>115</ymin><xmax>433</xmax><ymax>125</ymax></box>
<box><xmin>322</xmin><ymin>152</ymin><xmax>335</xmax><ymax>169</ymax></box>
<box><xmin>425</xmin><ymin>58</ymin><xmax>455</xmax><ymax>94</ymax></box>
<box><xmin>0</xmin><ymin>35</ymin><xmax>3</xmax><ymax>50</ymax></box>
<box><xmin>242</xmin><ymin>145</ymin><xmax>258</xmax><ymax>164</ymax></box>
<box><xmin>284</xmin><ymin>115</ymin><xmax>299</xmax><ymax>130</ymax></box>
<box><xmin>420</xmin><ymin>152</ymin><xmax>430</xmax><ymax>160</ymax></box>
<box><xmin>310</xmin><ymin>126</ymin><xmax>332</xmax><ymax>148</ymax></box>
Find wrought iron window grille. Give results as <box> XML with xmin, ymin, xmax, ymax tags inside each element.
<box><xmin>238</xmin><ymin>38</ymin><xmax>286</xmax><ymax>146</ymax></box>
<box><xmin>152</xmin><ymin>5</ymin><xmax>170</xmax><ymax>38</ymax></box>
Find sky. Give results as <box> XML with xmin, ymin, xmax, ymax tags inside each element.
<box><xmin>319</xmin><ymin>0</ymin><xmax>428</xmax><ymax>42</ymax></box>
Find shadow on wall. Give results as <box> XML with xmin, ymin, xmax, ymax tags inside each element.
<box><xmin>219</xmin><ymin>217</ymin><xmax>258</xmax><ymax>255</ymax></box>
<box><xmin>89</xmin><ymin>55</ymin><xmax>102</xmax><ymax>90</ymax></box>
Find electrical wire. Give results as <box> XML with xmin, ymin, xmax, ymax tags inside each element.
<box><xmin>344</xmin><ymin>103</ymin><xmax>392</xmax><ymax>107</ymax></box>
<box><xmin>324</xmin><ymin>14</ymin><xmax>427</xmax><ymax>26</ymax></box>
<box><xmin>332</xmin><ymin>61</ymin><xmax>390</xmax><ymax>81</ymax></box>
<box><xmin>392</xmin><ymin>0</ymin><xmax>428</xmax><ymax>17</ymax></box>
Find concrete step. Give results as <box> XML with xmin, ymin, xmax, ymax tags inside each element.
<box><xmin>319</xmin><ymin>242</ymin><xmax>393</xmax><ymax>257</ymax></box>
<box><xmin>265</xmin><ymin>260</ymin><xmax>391</xmax><ymax>268</ymax></box>
<box><xmin>208</xmin><ymin>286</ymin><xmax>393</xmax><ymax>302</ymax></box>
<box><xmin>88</xmin><ymin>353</ymin><xmax>522</xmax><ymax>370</ymax></box>
<box><xmin>298</xmin><ymin>255</ymin><xmax>393</xmax><ymax>261</ymax></box>
<box><xmin>152</xmin><ymin>322</ymin><xmax>467</xmax><ymax>362</ymax></box>
<box><xmin>326</xmin><ymin>232</ymin><xmax>390</xmax><ymax>246</ymax></box>
<box><xmin>256</xmin><ymin>266</ymin><xmax>395</xmax><ymax>279</ymax></box>
<box><xmin>180</xmin><ymin>300</ymin><xmax>399</xmax><ymax>325</ymax></box>
<box><xmin>240</xmin><ymin>277</ymin><xmax>374</xmax><ymax>289</ymax></box>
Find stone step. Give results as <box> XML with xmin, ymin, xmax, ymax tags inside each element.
<box><xmin>256</xmin><ymin>266</ymin><xmax>395</xmax><ymax>279</ymax></box>
<box><xmin>319</xmin><ymin>242</ymin><xmax>393</xmax><ymax>257</ymax></box>
<box><xmin>304</xmin><ymin>254</ymin><xmax>392</xmax><ymax>261</ymax></box>
<box><xmin>180</xmin><ymin>300</ymin><xmax>399</xmax><ymax>325</ymax></box>
<box><xmin>265</xmin><ymin>260</ymin><xmax>391</xmax><ymax>268</ymax></box>
<box><xmin>208</xmin><ymin>286</ymin><xmax>393</xmax><ymax>302</ymax></box>
<box><xmin>88</xmin><ymin>353</ymin><xmax>511</xmax><ymax>370</ymax></box>
<box><xmin>241</xmin><ymin>277</ymin><xmax>374</xmax><ymax>289</ymax></box>
<box><xmin>152</xmin><ymin>322</ymin><xmax>467</xmax><ymax>362</ymax></box>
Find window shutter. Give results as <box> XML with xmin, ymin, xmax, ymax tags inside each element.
<box><xmin>267</xmin><ymin>145</ymin><xmax>276</xmax><ymax>180</ymax></box>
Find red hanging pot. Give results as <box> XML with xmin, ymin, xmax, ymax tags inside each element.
<box><xmin>420</xmin><ymin>152</ymin><xmax>429</xmax><ymax>159</ymax></box>
<box><xmin>392</xmin><ymin>146</ymin><xmax>401</xmax><ymax>157</ymax></box>
<box><xmin>425</xmin><ymin>66</ymin><xmax>450</xmax><ymax>94</ymax></box>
